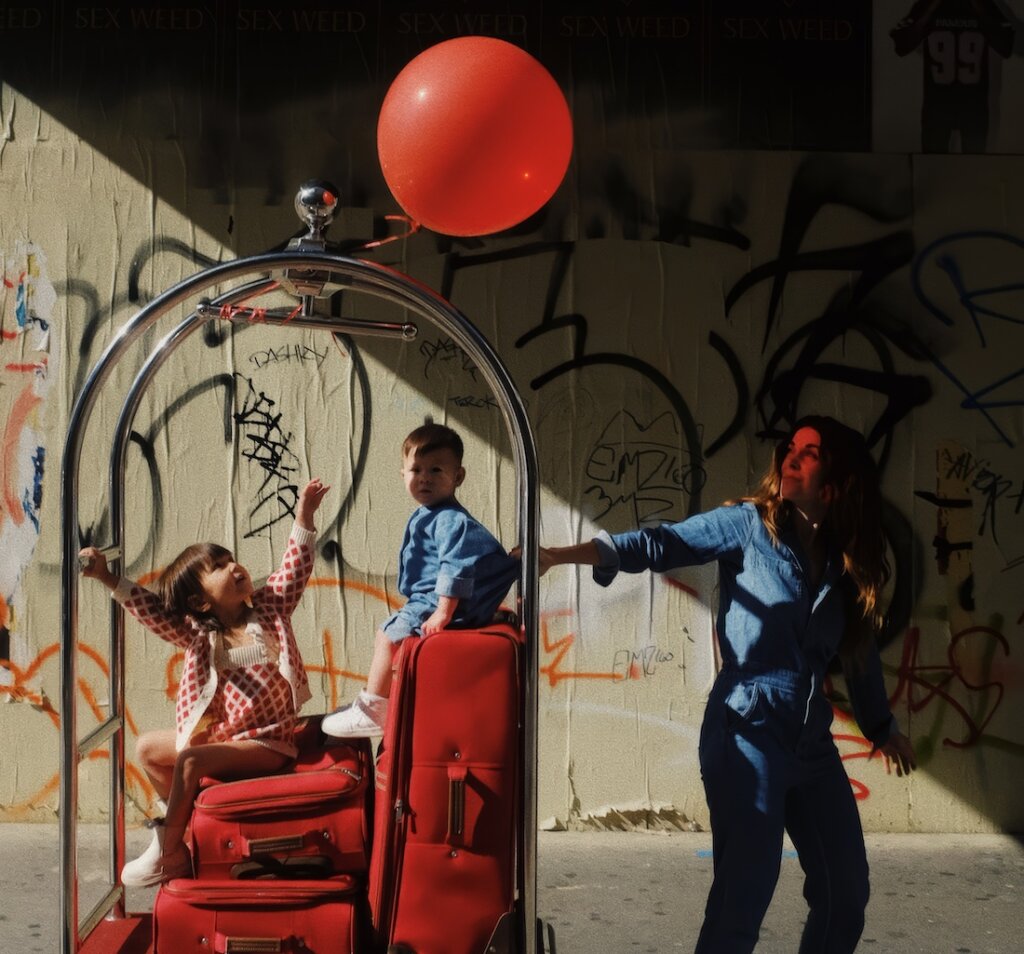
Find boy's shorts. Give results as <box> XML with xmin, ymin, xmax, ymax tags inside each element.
<box><xmin>380</xmin><ymin>604</ymin><xmax>427</xmax><ymax>643</ymax></box>
<box><xmin>380</xmin><ymin>599</ymin><xmax>513</xmax><ymax>643</ymax></box>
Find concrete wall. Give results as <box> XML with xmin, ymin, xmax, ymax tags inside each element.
<box><xmin>1</xmin><ymin>1</ymin><xmax>1023</xmax><ymax>833</ymax></box>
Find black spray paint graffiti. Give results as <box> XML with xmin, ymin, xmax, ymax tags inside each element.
<box><xmin>67</xmin><ymin>236</ymin><xmax>380</xmax><ymax>568</ymax></box>
<box><xmin>450</xmin><ymin>394</ymin><xmax>499</xmax><ymax>410</ymax></box>
<box><xmin>725</xmin><ymin>156</ymin><xmax>931</xmax><ymax>466</ymax></box>
<box><xmin>414</xmin><ymin>157</ymin><xmax>933</xmax><ymax>568</ymax></box>
<box><xmin>70</xmin><ymin>160</ymin><xmax>941</xmax><ymax>643</ymax></box>
<box><xmin>915</xmin><ymin>446</ymin><xmax>1024</xmax><ymax>554</ymax></box>
<box><xmin>585</xmin><ymin>410</ymin><xmax>706</xmax><ymax>527</ymax></box>
<box><xmin>719</xmin><ymin>155</ymin><xmax>942</xmax><ymax>646</ymax></box>
<box><xmin>424</xmin><ymin>240</ymin><xmax>736</xmax><ymax>520</ymax></box>
<box><xmin>417</xmin><ymin>335</ymin><xmax>499</xmax><ymax>412</ymax></box>
<box><xmin>911</xmin><ymin>230</ymin><xmax>1024</xmax><ymax>448</ymax></box>
<box><xmin>75</xmin><ymin>375</ymin><xmax>237</xmax><ymax>574</ymax></box>
<box><xmin>420</xmin><ymin>336</ymin><xmax>479</xmax><ymax>381</ymax></box>
<box><xmin>611</xmin><ymin>644</ymin><xmax>681</xmax><ymax>679</ymax></box>
<box><xmin>232</xmin><ymin>373</ymin><xmax>300</xmax><ymax>539</ymax></box>
<box><xmin>249</xmin><ymin>342</ymin><xmax>329</xmax><ymax>370</ymax></box>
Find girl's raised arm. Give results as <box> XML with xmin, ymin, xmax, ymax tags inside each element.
<box><xmin>264</xmin><ymin>479</ymin><xmax>328</xmax><ymax>612</ymax></box>
<box><xmin>79</xmin><ymin>547</ymin><xmax>192</xmax><ymax>648</ymax></box>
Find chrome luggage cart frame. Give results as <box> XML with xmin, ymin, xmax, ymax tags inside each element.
<box><xmin>59</xmin><ymin>185</ymin><xmax>542</xmax><ymax>954</ymax></box>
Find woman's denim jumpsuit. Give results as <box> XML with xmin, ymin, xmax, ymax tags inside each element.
<box><xmin>593</xmin><ymin>503</ymin><xmax>896</xmax><ymax>954</ymax></box>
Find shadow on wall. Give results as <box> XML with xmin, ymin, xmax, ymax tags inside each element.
<box><xmin>2</xmin><ymin>3</ymin><xmax>1023</xmax><ymax>832</ymax></box>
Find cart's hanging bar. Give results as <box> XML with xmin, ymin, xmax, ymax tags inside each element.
<box><xmin>194</xmin><ymin>298</ymin><xmax>418</xmax><ymax>339</ymax></box>
<box><xmin>61</xmin><ymin>182</ymin><xmax>541</xmax><ymax>954</ymax></box>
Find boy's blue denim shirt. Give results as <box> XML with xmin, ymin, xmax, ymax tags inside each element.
<box><xmin>391</xmin><ymin>498</ymin><xmax>517</xmax><ymax>631</ymax></box>
<box><xmin>593</xmin><ymin>502</ymin><xmax>896</xmax><ymax>748</ymax></box>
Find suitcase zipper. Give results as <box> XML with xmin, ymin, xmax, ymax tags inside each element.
<box><xmin>198</xmin><ymin>768</ymin><xmax>363</xmax><ymax>815</ymax></box>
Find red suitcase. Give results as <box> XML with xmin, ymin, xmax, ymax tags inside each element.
<box><xmin>368</xmin><ymin>624</ymin><xmax>523</xmax><ymax>954</ymax></box>
<box><xmin>153</xmin><ymin>875</ymin><xmax>362</xmax><ymax>953</ymax></box>
<box><xmin>190</xmin><ymin>716</ymin><xmax>373</xmax><ymax>880</ymax></box>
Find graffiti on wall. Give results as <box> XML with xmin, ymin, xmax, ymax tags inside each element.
<box><xmin>3</xmin><ymin>150</ymin><xmax>1023</xmax><ymax>826</ymax></box>
<box><xmin>1</xmin><ymin>243</ymin><xmax>60</xmax><ymax>680</ymax></box>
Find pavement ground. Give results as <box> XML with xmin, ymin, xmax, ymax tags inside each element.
<box><xmin>2</xmin><ymin>825</ymin><xmax>1021</xmax><ymax>953</ymax></box>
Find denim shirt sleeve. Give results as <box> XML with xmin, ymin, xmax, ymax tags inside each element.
<box><xmin>592</xmin><ymin>504</ymin><xmax>753</xmax><ymax>587</ymax></box>
<box><xmin>592</xmin><ymin>531</ymin><xmax>621</xmax><ymax>586</ymax></box>
<box><xmin>431</xmin><ymin>508</ymin><xmax>498</xmax><ymax>599</ymax></box>
<box><xmin>842</xmin><ymin>639</ymin><xmax>897</xmax><ymax>748</ymax></box>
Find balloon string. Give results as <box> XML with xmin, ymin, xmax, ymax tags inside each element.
<box><xmin>219</xmin><ymin>303</ymin><xmax>268</xmax><ymax>323</ymax></box>
<box><xmin>215</xmin><ymin>281</ymin><xmax>282</xmax><ymax>324</ymax></box>
<box><xmin>358</xmin><ymin>214</ymin><xmax>421</xmax><ymax>250</ymax></box>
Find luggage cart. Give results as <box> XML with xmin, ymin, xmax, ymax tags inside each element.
<box><xmin>59</xmin><ymin>182</ymin><xmax>547</xmax><ymax>954</ymax></box>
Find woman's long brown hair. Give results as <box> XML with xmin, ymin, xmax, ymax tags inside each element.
<box><xmin>741</xmin><ymin>416</ymin><xmax>890</xmax><ymax>661</ymax></box>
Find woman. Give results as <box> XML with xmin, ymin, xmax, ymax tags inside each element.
<box><xmin>540</xmin><ymin>416</ymin><xmax>916</xmax><ymax>953</ymax></box>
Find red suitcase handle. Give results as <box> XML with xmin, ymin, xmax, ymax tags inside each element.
<box><xmin>446</xmin><ymin>765</ymin><xmax>467</xmax><ymax>846</ymax></box>
<box><xmin>215</xmin><ymin>932</ymin><xmax>288</xmax><ymax>952</ymax></box>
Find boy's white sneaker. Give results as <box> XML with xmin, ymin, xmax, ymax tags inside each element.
<box><xmin>322</xmin><ymin>690</ymin><xmax>388</xmax><ymax>738</ymax></box>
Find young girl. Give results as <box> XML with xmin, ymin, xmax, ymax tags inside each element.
<box><xmin>79</xmin><ymin>477</ymin><xmax>329</xmax><ymax>887</ymax></box>
<box><xmin>539</xmin><ymin>417</ymin><xmax>916</xmax><ymax>954</ymax></box>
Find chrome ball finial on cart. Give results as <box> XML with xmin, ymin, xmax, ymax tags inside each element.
<box><xmin>295</xmin><ymin>180</ymin><xmax>340</xmax><ymax>236</ymax></box>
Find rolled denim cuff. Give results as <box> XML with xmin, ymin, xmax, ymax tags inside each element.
<box><xmin>436</xmin><ymin>572</ymin><xmax>474</xmax><ymax>599</ymax></box>
<box><xmin>592</xmin><ymin>531</ymin><xmax>620</xmax><ymax>587</ymax></box>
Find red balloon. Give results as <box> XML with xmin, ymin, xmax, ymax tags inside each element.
<box><xmin>377</xmin><ymin>37</ymin><xmax>573</xmax><ymax>237</ymax></box>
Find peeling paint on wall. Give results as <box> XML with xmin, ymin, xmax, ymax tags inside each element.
<box><xmin>0</xmin><ymin>242</ymin><xmax>59</xmax><ymax>686</ymax></box>
<box><xmin>544</xmin><ymin>801</ymin><xmax>703</xmax><ymax>833</ymax></box>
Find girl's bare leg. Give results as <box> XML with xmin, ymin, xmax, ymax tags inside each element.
<box><xmin>135</xmin><ymin>729</ymin><xmax>177</xmax><ymax>802</ymax></box>
<box><xmin>161</xmin><ymin>741</ymin><xmax>291</xmax><ymax>861</ymax></box>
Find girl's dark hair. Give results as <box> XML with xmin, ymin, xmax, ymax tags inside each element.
<box><xmin>402</xmin><ymin>422</ymin><xmax>464</xmax><ymax>463</ymax></box>
<box><xmin>742</xmin><ymin>416</ymin><xmax>890</xmax><ymax>659</ymax></box>
<box><xmin>156</xmin><ymin>542</ymin><xmax>233</xmax><ymax>625</ymax></box>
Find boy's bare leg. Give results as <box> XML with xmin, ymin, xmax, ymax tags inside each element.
<box><xmin>366</xmin><ymin>629</ymin><xmax>400</xmax><ymax>697</ymax></box>
<box><xmin>322</xmin><ymin>632</ymin><xmax>395</xmax><ymax>737</ymax></box>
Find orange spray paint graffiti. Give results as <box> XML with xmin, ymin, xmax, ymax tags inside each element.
<box><xmin>0</xmin><ymin>576</ymin><xmax>387</xmax><ymax>816</ymax></box>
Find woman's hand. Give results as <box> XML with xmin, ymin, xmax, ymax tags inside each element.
<box><xmin>297</xmin><ymin>478</ymin><xmax>330</xmax><ymax>530</ymax></box>
<box><xmin>509</xmin><ymin>545</ymin><xmax>552</xmax><ymax>578</ymax></box>
<box><xmin>879</xmin><ymin>731</ymin><xmax>917</xmax><ymax>777</ymax></box>
<box><xmin>538</xmin><ymin>547</ymin><xmax>558</xmax><ymax>577</ymax></box>
<box><xmin>508</xmin><ymin>544</ymin><xmax>591</xmax><ymax>578</ymax></box>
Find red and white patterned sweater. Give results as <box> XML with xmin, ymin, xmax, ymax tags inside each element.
<box><xmin>112</xmin><ymin>522</ymin><xmax>315</xmax><ymax>753</ymax></box>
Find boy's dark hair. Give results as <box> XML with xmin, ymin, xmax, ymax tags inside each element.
<box><xmin>157</xmin><ymin>542</ymin><xmax>233</xmax><ymax>624</ymax></box>
<box><xmin>402</xmin><ymin>423</ymin><xmax>464</xmax><ymax>463</ymax></box>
